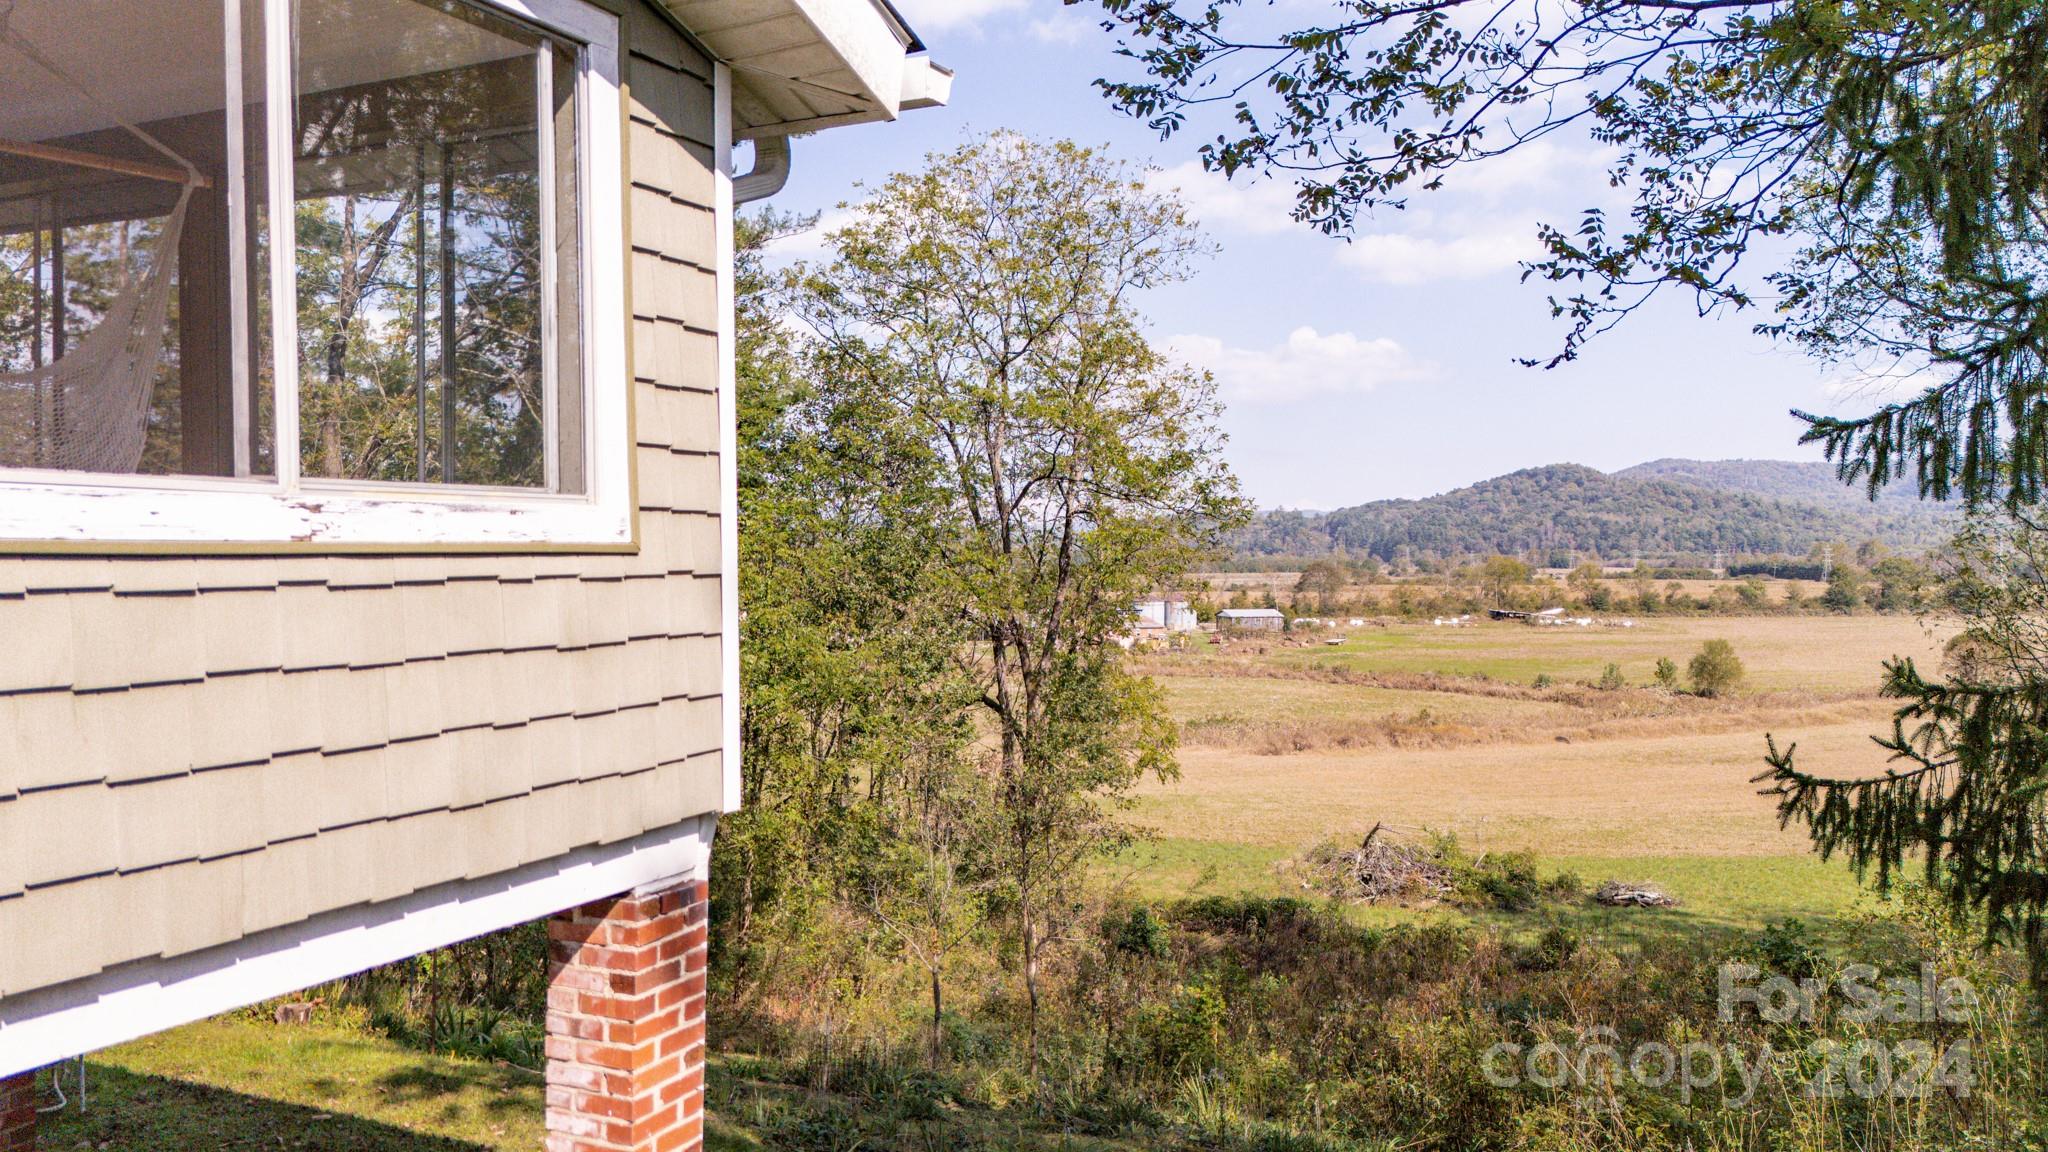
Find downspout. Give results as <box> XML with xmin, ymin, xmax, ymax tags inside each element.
<box><xmin>714</xmin><ymin>63</ymin><xmax>744</xmax><ymax>815</ymax></box>
<box><xmin>722</xmin><ymin>102</ymin><xmax>788</xmax><ymax>812</ymax></box>
<box><xmin>719</xmin><ymin>101</ymin><xmax>792</xmax><ymax>817</ymax></box>
<box><xmin>732</xmin><ymin>135</ymin><xmax>791</xmax><ymax>206</ymax></box>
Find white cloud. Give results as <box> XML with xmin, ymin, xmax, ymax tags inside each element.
<box><xmin>1442</xmin><ymin>139</ymin><xmax>1581</xmax><ymax>200</ymax></box>
<box><xmin>1169</xmin><ymin>327</ymin><xmax>1436</xmax><ymax>405</ymax></box>
<box><xmin>1148</xmin><ymin>161</ymin><xmax>1304</xmax><ymax>236</ymax></box>
<box><xmin>1335</xmin><ymin>140</ymin><xmax>1615</xmax><ymax>284</ymax></box>
<box><xmin>1337</xmin><ymin>215</ymin><xmax>1547</xmax><ymax>284</ymax></box>
<box><xmin>1028</xmin><ymin>12</ymin><xmax>1095</xmax><ymax>44</ymax></box>
<box><xmin>1817</xmin><ymin>357</ymin><xmax>1940</xmax><ymax>404</ymax></box>
<box><xmin>890</xmin><ymin>0</ymin><xmax>1026</xmax><ymax>33</ymax></box>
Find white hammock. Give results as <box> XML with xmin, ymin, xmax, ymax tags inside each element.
<box><xmin>0</xmin><ymin>188</ymin><xmax>192</xmax><ymax>472</ymax></box>
<box><xmin>0</xmin><ymin>8</ymin><xmax>203</xmax><ymax>474</ymax></box>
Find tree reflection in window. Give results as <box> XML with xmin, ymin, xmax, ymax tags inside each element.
<box><xmin>293</xmin><ymin>0</ymin><xmax>578</xmax><ymax>490</ymax></box>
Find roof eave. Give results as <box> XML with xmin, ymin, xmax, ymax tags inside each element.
<box><xmin>659</xmin><ymin>0</ymin><xmax>950</xmax><ymax>139</ymax></box>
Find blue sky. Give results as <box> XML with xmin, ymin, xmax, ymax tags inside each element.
<box><xmin>765</xmin><ymin>1</ymin><xmax>1873</xmax><ymax>511</ymax></box>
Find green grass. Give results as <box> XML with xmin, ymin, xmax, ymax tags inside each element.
<box><xmin>1112</xmin><ymin>837</ymin><xmax>1872</xmax><ymax>953</ymax></box>
<box><xmin>37</xmin><ymin>1017</ymin><xmax>540</xmax><ymax>1150</ymax></box>
<box><xmin>1259</xmin><ymin>616</ymin><xmax>1946</xmax><ymax>693</ymax></box>
<box><xmin>26</xmin><ymin>1015</ymin><xmax>1144</xmax><ymax>1152</ymax></box>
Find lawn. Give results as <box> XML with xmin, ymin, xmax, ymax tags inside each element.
<box><xmin>35</xmin><ymin>1017</ymin><xmax>542</xmax><ymax>1151</ymax></box>
<box><xmin>26</xmin><ymin>1015</ymin><xmax>1145</xmax><ymax>1152</ymax></box>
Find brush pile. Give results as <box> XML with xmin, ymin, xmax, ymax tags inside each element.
<box><xmin>1593</xmin><ymin>880</ymin><xmax>1679</xmax><ymax>908</ymax></box>
<box><xmin>1296</xmin><ymin>824</ymin><xmax>1455</xmax><ymax>904</ymax></box>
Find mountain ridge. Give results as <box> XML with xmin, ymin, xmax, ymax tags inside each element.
<box><xmin>1235</xmin><ymin>460</ymin><xmax>1957</xmax><ymax>561</ymax></box>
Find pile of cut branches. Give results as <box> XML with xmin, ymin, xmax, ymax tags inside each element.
<box><xmin>1593</xmin><ymin>880</ymin><xmax>1678</xmax><ymax>909</ymax></box>
<box><xmin>1294</xmin><ymin>824</ymin><xmax>1454</xmax><ymax>905</ymax></box>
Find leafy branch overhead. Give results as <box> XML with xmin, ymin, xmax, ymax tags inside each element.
<box><xmin>1085</xmin><ymin>0</ymin><xmax>2048</xmax><ymax>508</ymax></box>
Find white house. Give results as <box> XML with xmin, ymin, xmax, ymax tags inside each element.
<box><xmin>0</xmin><ymin>2</ymin><xmax>946</xmax><ymax>1148</ymax></box>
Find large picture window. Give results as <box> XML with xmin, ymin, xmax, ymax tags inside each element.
<box><xmin>0</xmin><ymin>0</ymin><xmax>627</xmax><ymax>545</ymax></box>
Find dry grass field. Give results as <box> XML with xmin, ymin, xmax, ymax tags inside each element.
<box><xmin>1123</xmin><ymin>614</ymin><xmax>1953</xmax><ymax>933</ymax></box>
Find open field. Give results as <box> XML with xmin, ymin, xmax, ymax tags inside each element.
<box><xmin>1126</xmin><ymin>614</ymin><xmax>1952</xmax><ymax>937</ymax></box>
<box><xmin>1247</xmin><ymin>614</ymin><xmax>1950</xmax><ymax>691</ymax></box>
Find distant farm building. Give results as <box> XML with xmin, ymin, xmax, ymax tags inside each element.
<box><xmin>1134</xmin><ymin>598</ymin><xmax>1199</xmax><ymax>633</ymax></box>
<box><xmin>1218</xmin><ymin>608</ymin><xmax>1286</xmax><ymax>631</ymax></box>
<box><xmin>1492</xmin><ymin>607</ymin><xmax>1592</xmax><ymax>626</ymax></box>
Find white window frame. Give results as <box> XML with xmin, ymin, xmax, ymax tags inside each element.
<box><xmin>0</xmin><ymin>0</ymin><xmax>631</xmax><ymax>548</ymax></box>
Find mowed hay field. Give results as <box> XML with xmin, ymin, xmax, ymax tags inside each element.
<box><xmin>1124</xmin><ymin>615</ymin><xmax>1953</xmax><ymax>934</ymax></box>
<box><xmin>1259</xmin><ymin>614</ymin><xmax>1948</xmax><ymax>691</ymax></box>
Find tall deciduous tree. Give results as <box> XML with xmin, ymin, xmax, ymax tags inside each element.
<box><xmin>792</xmin><ymin>135</ymin><xmax>1250</xmax><ymax>1067</ymax></box>
<box><xmin>1478</xmin><ymin>554</ymin><xmax>1529</xmax><ymax>607</ymax></box>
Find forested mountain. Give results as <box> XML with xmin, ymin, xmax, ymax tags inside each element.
<box><xmin>1616</xmin><ymin>458</ymin><xmax>1942</xmax><ymax>508</ymax></box>
<box><xmin>1234</xmin><ymin>462</ymin><xmax>1957</xmax><ymax>562</ymax></box>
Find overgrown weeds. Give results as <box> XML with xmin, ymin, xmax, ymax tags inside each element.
<box><xmin>702</xmin><ymin>885</ymin><xmax>2046</xmax><ymax>1151</ymax></box>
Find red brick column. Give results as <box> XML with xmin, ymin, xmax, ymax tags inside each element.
<box><xmin>0</xmin><ymin>1071</ymin><xmax>35</xmax><ymax>1151</ymax></box>
<box><xmin>545</xmin><ymin>878</ymin><xmax>709</xmax><ymax>1152</ymax></box>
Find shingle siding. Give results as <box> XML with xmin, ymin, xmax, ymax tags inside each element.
<box><xmin>0</xmin><ymin>0</ymin><xmax>727</xmax><ymax>1001</ymax></box>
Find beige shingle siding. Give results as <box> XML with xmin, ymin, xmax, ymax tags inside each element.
<box><xmin>0</xmin><ymin>1</ymin><xmax>727</xmax><ymax>1001</ymax></box>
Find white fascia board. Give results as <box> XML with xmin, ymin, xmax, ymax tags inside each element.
<box><xmin>899</xmin><ymin>57</ymin><xmax>952</xmax><ymax>110</ymax></box>
<box><xmin>786</xmin><ymin>0</ymin><xmax>911</xmax><ymax>114</ymax></box>
<box><xmin>0</xmin><ymin>816</ymin><xmax>714</xmax><ymax>1079</ymax></box>
<box><xmin>681</xmin><ymin>0</ymin><xmax>945</xmax><ymax>138</ymax></box>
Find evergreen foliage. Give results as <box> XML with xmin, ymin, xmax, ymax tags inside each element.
<box><xmin>1760</xmin><ymin>509</ymin><xmax>2048</xmax><ymax>995</ymax></box>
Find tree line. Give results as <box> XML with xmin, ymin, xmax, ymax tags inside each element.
<box><xmin>1231</xmin><ymin>463</ymin><xmax>1958</xmax><ymax>562</ymax></box>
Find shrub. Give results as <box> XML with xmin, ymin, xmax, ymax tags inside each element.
<box><xmin>1132</xmin><ymin>983</ymin><xmax>1229</xmax><ymax>1074</ymax></box>
<box><xmin>1598</xmin><ymin>663</ymin><xmax>1626</xmax><ymax>690</ymax></box>
<box><xmin>1437</xmin><ymin>841</ymin><xmax>1544</xmax><ymax>911</ymax></box>
<box><xmin>1531</xmin><ymin>672</ymin><xmax>1554</xmax><ymax>688</ymax></box>
<box><xmin>1653</xmin><ymin>657</ymin><xmax>1680</xmax><ymax>690</ymax></box>
<box><xmin>1757</xmin><ymin>917</ymin><xmax>1825</xmax><ymax>980</ymax></box>
<box><xmin>1523</xmin><ymin>924</ymin><xmax>1581</xmax><ymax>971</ymax></box>
<box><xmin>1111</xmin><ymin>905</ymin><xmax>1171</xmax><ymax>959</ymax></box>
<box><xmin>1174</xmin><ymin>894</ymin><xmax>1328</xmax><ymax>937</ymax></box>
<box><xmin>1686</xmin><ymin>639</ymin><xmax>1745</xmax><ymax>697</ymax></box>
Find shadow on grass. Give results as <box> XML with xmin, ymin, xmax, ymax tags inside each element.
<box><xmin>38</xmin><ymin>1063</ymin><xmax>498</xmax><ymax>1152</ymax></box>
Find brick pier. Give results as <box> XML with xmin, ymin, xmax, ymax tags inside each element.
<box><xmin>544</xmin><ymin>878</ymin><xmax>709</xmax><ymax>1152</ymax></box>
<box><xmin>0</xmin><ymin>1071</ymin><xmax>34</xmax><ymax>1152</ymax></box>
